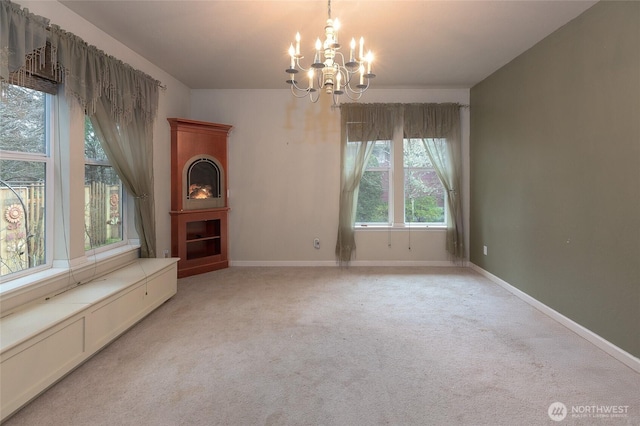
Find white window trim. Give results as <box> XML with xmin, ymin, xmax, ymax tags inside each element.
<box><xmin>0</xmin><ymin>93</ymin><xmax>54</xmax><ymax>282</ymax></box>
<box><xmin>356</xmin><ymin>123</ymin><xmax>448</xmax><ymax>228</ymax></box>
<box><xmin>403</xmin><ymin>137</ymin><xmax>447</xmax><ymax>228</ymax></box>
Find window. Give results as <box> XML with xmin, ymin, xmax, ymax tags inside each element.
<box><xmin>356</xmin><ymin>140</ymin><xmax>391</xmax><ymax>224</ymax></box>
<box><xmin>404</xmin><ymin>138</ymin><xmax>445</xmax><ymax>224</ymax></box>
<box><xmin>1</xmin><ymin>2</ymin><xmax>157</xmax><ymax>303</ymax></box>
<box><xmin>0</xmin><ymin>84</ymin><xmax>51</xmax><ymax>278</ymax></box>
<box><xmin>1</xmin><ymin>85</ymin><xmax>131</xmax><ymax>285</ymax></box>
<box><xmin>84</xmin><ymin>118</ymin><xmax>124</xmax><ymax>251</ymax></box>
<box><xmin>354</xmin><ymin>132</ymin><xmax>446</xmax><ymax>227</ymax></box>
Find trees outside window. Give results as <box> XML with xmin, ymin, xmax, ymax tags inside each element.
<box><xmin>0</xmin><ymin>84</ymin><xmax>127</xmax><ymax>279</ymax></box>
<box><xmin>84</xmin><ymin>118</ymin><xmax>123</xmax><ymax>251</ymax></box>
<box><xmin>0</xmin><ymin>84</ymin><xmax>49</xmax><ymax>276</ymax></box>
<box><xmin>404</xmin><ymin>138</ymin><xmax>445</xmax><ymax>224</ymax></box>
<box><xmin>354</xmin><ymin>135</ymin><xmax>446</xmax><ymax>227</ymax></box>
<box><xmin>355</xmin><ymin>140</ymin><xmax>391</xmax><ymax>224</ymax></box>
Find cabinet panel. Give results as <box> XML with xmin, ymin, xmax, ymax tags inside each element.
<box><xmin>170</xmin><ymin>209</ymin><xmax>229</xmax><ymax>277</ymax></box>
<box><xmin>169</xmin><ymin>118</ymin><xmax>231</xmax><ymax>277</ymax></box>
<box><xmin>0</xmin><ymin>318</ymin><xmax>85</xmax><ymax>416</ymax></box>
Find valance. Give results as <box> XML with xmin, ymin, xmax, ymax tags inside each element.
<box><xmin>403</xmin><ymin>103</ymin><xmax>461</xmax><ymax>139</ymax></box>
<box><xmin>1</xmin><ymin>0</ymin><xmax>161</xmax><ymax>125</ymax></box>
<box><xmin>49</xmin><ymin>25</ymin><xmax>160</xmax><ymax>124</ymax></box>
<box><xmin>0</xmin><ymin>0</ymin><xmax>49</xmax><ymax>83</ymax></box>
<box><xmin>340</xmin><ymin>103</ymin><xmax>398</xmax><ymax>142</ymax></box>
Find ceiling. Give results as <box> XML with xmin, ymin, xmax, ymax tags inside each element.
<box><xmin>59</xmin><ymin>0</ymin><xmax>598</xmax><ymax>90</ymax></box>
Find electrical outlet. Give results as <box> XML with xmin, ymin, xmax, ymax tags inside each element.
<box><xmin>313</xmin><ymin>238</ymin><xmax>320</xmax><ymax>249</ymax></box>
<box><xmin>483</xmin><ymin>245</ymin><xmax>488</xmax><ymax>256</ymax></box>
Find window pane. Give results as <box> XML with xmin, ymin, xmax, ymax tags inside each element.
<box><xmin>404</xmin><ymin>139</ymin><xmax>445</xmax><ymax>224</ymax></box>
<box><xmin>404</xmin><ymin>138</ymin><xmax>430</xmax><ymax>167</ymax></box>
<box><xmin>84</xmin><ymin>119</ymin><xmax>123</xmax><ymax>250</ymax></box>
<box><xmin>356</xmin><ymin>170</ymin><xmax>389</xmax><ymax>223</ymax></box>
<box><xmin>0</xmin><ymin>85</ymin><xmax>46</xmax><ymax>154</ymax></box>
<box><xmin>405</xmin><ymin>170</ymin><xmax>445</xmax><ymax>223</ymax></box>
<box><xmin>84</xmin><ymin>165</ymin><xmax>123</xmax><ymax>250</ymax></box>
<box><xmin>367</xmin><ymin>140</ymin><xmax>391</xmax><ymax>168</ymax></box>
<box><xmin>355</xmin><ymin>140</ymin><xmax>391</xmax><ymax>223</ymax></box>
<box><xmin>0</xmin><ymin>160</ymin><xmax>46</xmax><ymax>276</ymax></box>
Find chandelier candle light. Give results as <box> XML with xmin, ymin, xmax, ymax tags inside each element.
<box><xmin>285</xmin><ymin>0</ymin><xmax>375</xmax><ymax>106</ymax></box>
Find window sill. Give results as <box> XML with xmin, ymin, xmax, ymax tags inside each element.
<box><xmin>355</xmin><ymin>224</ymin><xmax>446</xmax><ymax>230</ymax></box>
<box><xmin>0</xmin><ymin>243</ymin><xmax>141</xmax><ymax>315</ymax></box>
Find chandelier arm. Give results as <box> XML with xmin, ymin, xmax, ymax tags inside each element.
<box><xmin>294</xmin><ymin>57</ymin><xmax>309</xmax><ymax>72</ymax></box>
<box><xmin>345</xmin><ymin>78</ymin><xmax>369</xmax><ymax>93</ymax></box>
<box><xmin>341</xmin><ymin>89</ymin><xmax>364</xmax><ymax>101</ymax></box>
<box><xmin>290</xmin><ymin>82</ymin><xmax>313</xmax><ymax>98</ymax></box>
<box><xmin>290</xmin><ymin>78</ymin><xmax>306</xmax><ymax>92</ymax></box>
<box><xmin>333</xmin><ymin>51</ymin><xmax>348</xmax><ymax>67</ymax></box>
<box><xmin>290</xmin><ymin>86</ymin><xmax>311</xmax><ymax>99</ymax></box>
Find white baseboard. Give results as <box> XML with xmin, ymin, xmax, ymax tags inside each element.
<box><xmin>229</xmin><ymin>260</ymin><xmax>337</xmax><ymax>267</ymax></box>
<box><xmin>229</xmin><ymin>260</ymin><xmax>456</xmax><ymax>267</ymax></box>
<box><xmin>469</xmin><ymin>263</ymin><xmax>640</xmax><ymax>373</ymax></box>
<box><xmin>348</xmin><ymin>260</ymin><xmax>456</xmax><ymax>267</ymax></box>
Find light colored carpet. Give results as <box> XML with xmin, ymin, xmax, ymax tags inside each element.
<box><xmin>4</xmin><ymin>267</ymin><xmax>639</xmax><ymax>425</ymax></box>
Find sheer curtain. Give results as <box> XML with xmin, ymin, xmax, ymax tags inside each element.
<box><xmin>335</xmin><ymin>103</ymin><xmax>396</xmax><ymax>263</ymax></box>
<box><xmin>49</xmin><ymin>26</ymin><xmax>160</xmax><ymax>257</ymax></box>
<box><xmin>404</xmin><ymin>103</ymin><xmax>464</xmax><ymax>261</ymax></box>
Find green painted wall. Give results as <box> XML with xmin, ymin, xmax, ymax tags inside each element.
<box><xmin>470</xmin><ymin>1</ymin><xmax>640</xmax><ymax>357</ymax></box>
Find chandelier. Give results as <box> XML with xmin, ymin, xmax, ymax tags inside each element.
<box><xmin>285</xmin><ymin>0</ymin><xmax>375</xmax><ymax>106</ymax></box>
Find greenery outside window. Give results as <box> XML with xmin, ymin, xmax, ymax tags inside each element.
<box><xmin>355</xmin><ymin>140</ymin><xmax>391</xmax><ymax>224</ymax></box>
<box><xmin>84</xmin><ymin>118</ymin><xmax>124</xmax><ymax>251</ymax></box>
<box><xmin>354</xmin><ymin>135</ymin><xmax>446</xmax><ymax>227</ymax></box>
<box><xmin>0</xmin><ymin>84</ymin><xmax>51</xmax><ymax>278</ymax></box>
<box><xmin>404</xmin><ymin>138</ymin><xmax>445</xmax><ymax>224</ymax></box>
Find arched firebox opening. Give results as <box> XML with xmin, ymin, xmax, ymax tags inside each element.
<box><xmin>182</xmin><ymin>155</ymin><xmax>225</xmax><ymax>209</ymax></box>
<box><xmin>188</xmin><ymin>158</ymin><xmax>220</xmax><ymax>199</ymax></box>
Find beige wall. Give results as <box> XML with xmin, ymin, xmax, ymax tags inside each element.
<box><xmin>14</xmin><ymin>3</ymin><xmax>470</xmax><ymax>266</ymax></box>
<box><xmin>190</xmin><ymin>89</ymin><xmax>470</xmax><ymax>265</ymax></box>
<box><xmin>470</xmin><ymin>1</ymin><xmax>640</xmax><ymax>357</ymax></box>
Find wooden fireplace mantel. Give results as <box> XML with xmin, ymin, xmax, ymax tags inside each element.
<box><xmin>168</xmin><ymin>118</ymin><xmax>232</xmax><ymax>278</ymax></box>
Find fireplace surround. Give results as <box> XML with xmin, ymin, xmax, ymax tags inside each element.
<box><xmin>168</xmin><ymin>118</ymin><xmax>232</xmax><ymax>277</ymax></box>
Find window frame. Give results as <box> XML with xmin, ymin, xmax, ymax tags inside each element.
<box><xmin>0</xmin><ymin>89</ymin><xmax>54</xmax><ymax>282</ymax></box>
<box><xmin>354</xmin><ymin>124</ymin><xmax>447</xmax><ymax>229</ymax></box>
<box><xmin>0</xmin><ymin>86</ymin><xmax>138</xmax><ymax>301</ymax></box>
<box><xmin>354</xmin><ymin>139</ymin><xmax>393</xmax><ymax>226</ymax></box>
<box><xmin>402</xmin><ymin>138</ymin><xmax>447</xmax><ymax>227</ymax></box>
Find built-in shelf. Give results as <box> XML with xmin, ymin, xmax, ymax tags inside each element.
<box><xmin>186</xmin><ymin>219</ymin><xmax>222</xmax><ymax>260</ymax></box>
